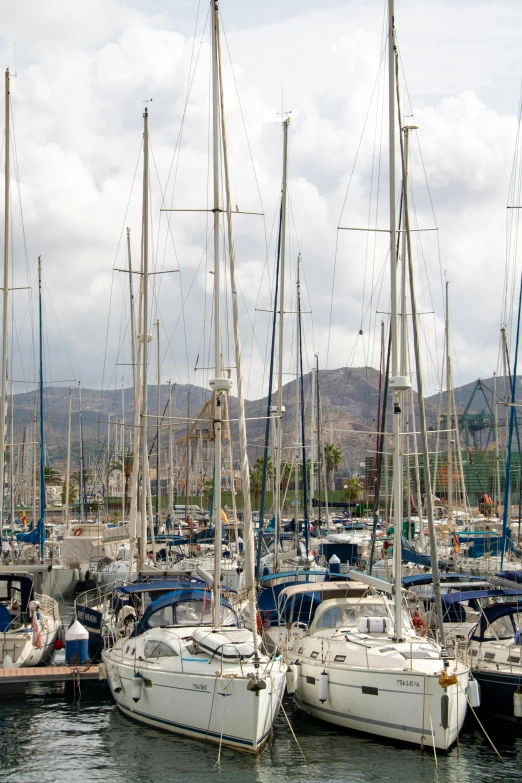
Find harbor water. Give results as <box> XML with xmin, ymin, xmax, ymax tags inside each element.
<box><xmin>0</xmin><ymin>601</ymin><xmax>521</xmax><ymax>783</ymax></box>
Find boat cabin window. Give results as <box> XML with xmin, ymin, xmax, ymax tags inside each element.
<box><xmin>484</xmin><ymin>615</ymin><xmax>516</xmax><ymax>640</ymax></box>
<box><xmin>144</xmin><ymin>640</ymin><xmax>178</xmax><ymax>659</ymax></box>
<box><xmin>0</xmin><ymin>580</ymin><xmax>21</xmax><ymax>605</ymax></box>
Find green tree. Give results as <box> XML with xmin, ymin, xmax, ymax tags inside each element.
<box><xmin>343</xmin><ymin>476</ymin><xmax>363</xmax><ymax>513</ymax></box>
<box><xmin>61</xmin><ymin>482</ymin><xmax>78</xmax><ymax>507</ymax></box>
<box><xmin>44</xmin><ymin>465</ymin><xmax>62</xmax><ymax>485</ymax></box>
<box><xmin>109</xmin><ymin>451</ymin><xmax>134</xmax><ymax>513</ymax></box>
<box><xmin>324</xmin><ymin>443</ymin><xmax>343</xmax><ymax>490</ymax></box>
<box><xmin>202</xmin><ymin>478</ymin><xmax>213</xmax><ymax>510</ymax></box>
<box><xmin>249</xmin><ymin>467</ymin><xmax>263</xmax><ymax>509</ymax></box>
<box><xmin>254</xmin><ymin>455</ymin><xmax>273</xmax><ymax>490</ymax></box>
<box><xmin>72</xmin><ymin>469</ymin><xmax>94</xmax><ymax>486</ymax></box>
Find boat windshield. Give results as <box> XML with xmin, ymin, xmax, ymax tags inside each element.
<box><xmin>315</xmin><ymin>601</ymin><xmax>388</xmax><ymax>630</ymax></box>
<box><xmin>483</xmin><ymin>613</ymin><xmax>522</xmax><ymax>640</ymax></box>
<box><xmin>148</xmin><ymin>599</ymin><xmax>237</xmax><ymax>628</ymax></box>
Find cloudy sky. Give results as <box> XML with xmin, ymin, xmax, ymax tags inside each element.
<box><xmin>2</xmin><ymin>0</ymin><xmax>522</xmax><ymax>406</ymax></box>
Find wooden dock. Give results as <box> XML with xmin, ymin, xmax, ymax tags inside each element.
<box><xmin>0</xmin><ymin>664</ymin><xmax>104</xmax><ymax>696</ymax></box>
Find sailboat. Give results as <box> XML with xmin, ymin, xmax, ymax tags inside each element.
<box><xmin>281</xmin><ymin>0</ymin><xmax>470</xmax><ymax>751</ymax></box>
<box><xmin>103</xmin><ymin>1</ymin><xmax>286</xmax><ymax>751</ymax></box>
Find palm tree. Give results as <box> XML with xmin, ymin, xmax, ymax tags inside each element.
<box><xmin>254</xmin><ymin>455</ymin><xmax>273</xmax><ymax>490</ymax></box>
<box><xmin>249</xmin><ymin>467</ymin><xmax>263</xmax><ymax>509</ymax></box>
<box><xmin>61</xmin><ymin>482</ymin><xmax>78</xmax><ymax>507</ymax></box>
<box><xmin>202</xmin><ymin>478</ymin><xmax>213</xmax><ymax>510</ymax></box>
<box><xmin>72</xmin><ymin>469</ymin><xmax>94</xmax><ymax>485</ymax></box>
<box><xmin>44</xmin><ymin>465</ymin><xmax>62</xmax><ymax>485</ymax></box>
<box><xmin>343</xmin><ymin>476</ymin><xmax>363</xmax><ymax>515</ymax></box>
<box><xmin>324</xmin><ymin>443</ymin><xmax>342</xmax><ymax>490</ymax></box>
<box><xmin>109</xmin><ymin>451</ymin><xmax>134</xmax><ymax>514</ymax></box>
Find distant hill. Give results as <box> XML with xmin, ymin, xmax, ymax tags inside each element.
<box><xmin>8</xmin><ymin>369</ymin><xmax>515</xmax><ymax>478</ymax></box>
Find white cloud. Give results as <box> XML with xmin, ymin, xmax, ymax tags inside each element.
<box><xmin>0</xmin><ymin>0</ymin><xmax>521</xmax><ymax>406</ymax></box>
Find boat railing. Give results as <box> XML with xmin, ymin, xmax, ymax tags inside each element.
<box><xmin>75</xmin><ymin>578</ymin><xmax>126</xmax><ymax>612</ymax></box>
<box><xmin>35</xmin><ymin>592</ymin><xmax>61</xmax><ymax>623</ymax></box>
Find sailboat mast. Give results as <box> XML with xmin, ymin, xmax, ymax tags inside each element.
<box><xmin>493</xmin><ymin>371</ymin><xmax>501</xmax><ymax>514</ymax></box>
<box><xmin>0</xmin><ymin>69</ymin><xmax>10</xmax><ymax>544</ymax></box>
<box><xmin>445</xmin><ymin>282</ymin><xmax>453</xmax><ymax>519</ymax></box>
<box><xmin>126</xmin><ymin>228</ymin><xmax>137</xmax><ymax>395</ymax></box>
<box><xmin>121</xmin><ymin>383</ymin><xmax>125</xmax><ymax>521</ymax></box>
<box><xmin>78</xmin><ymin>381</ymin><xmax>84</xmax><ymax>522</ymax></box>
<box><xmin>397</xmin><ymin>120</ymin><xmax>445</xmax><ymax>638</ymax></box>
<box><xmin>295</xmin><ymin>255</ymin><xmax>300</xmax><ymax>532</ymax></box>
<box><xmin>316</xmin><ymin>354</ymin><xmax>321</xmax><ymax>525</ymax></box>
<box><xmin>38</xmin><ymin>257</ymin><xmax>45</xmax><ymax>560</ymax></box>
<box><xmin>8</xmin><ymin>382</ymin><xmax>14</xmax><ymax>528</ymax></box>
<box><xmin>32</xmin><ymin>397</ymin><xmax>36</xmax><ymax>527</ymax></box>
<box><xmin>168</xmin><ymin>381</ymin><xmax>174</xmax><ymax>517</ymax></box>
<box><xmin>210</xmin><ymin>0</ymin><xmax>224</xmax><ymax>627</ymax></box>
<box><xmin>255</xmin><ymin>205</ymin><xmax>282</xmax><ymax>578</ymax></box>
<box><xmin>310</xmin><ymin>367</ymin><xmax>315</xmax><ymax>514</ymax></box>
<box><xmin>216</xmin><ymin>5</ymin><xmax>259</xmax><ymax>653</ymax></box>
<box><xmin>274</xmin><ymin>117</ymin><xmax>290</xmax><ymax>564</ymax></box>
<box><xmin>65</xmin><ymin>388</ymin><xmax>72</xmax><ymax>535</ymax></box>
<box><xmin>388</xmin><ymin>0</ymin><xmax>405</xmax><ymax>641</ymax></box>
<box><xmin>156</xmin><ymin>319</ymin><xmax>161</xmax><ymax>528</ymax></box>
<box><xmin>140</xmin><ymin>107</ymin><xmax>150</xmax><ymax>563</ymax></box>
<box><xmin>297</xmin><ymin>255</ymin><xmax>309</xmax><ymax>557</ymax></box>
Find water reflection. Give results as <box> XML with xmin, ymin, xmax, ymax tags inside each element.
<box><xmin>0</xmin><ymin>603</ymin><xmax>520</xmax><ymax>783</ymax></box>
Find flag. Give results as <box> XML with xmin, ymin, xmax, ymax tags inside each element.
<box><xmin>220</xmin><ymin>508</ymin><xmax>229</xmax><ymax>525</ymax></box>
<box><xmin>32</xmin><ymin>612</ymin><xmax>43</xmax><ymax>650</ymax></box>
<box><xmin>453</xmin><ymin>531</ymin><xmax>460</xmax><ymax>555</ymax></box>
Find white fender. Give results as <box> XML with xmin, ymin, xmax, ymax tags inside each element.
<box><xmin>132</xmin><ymin>672</ymin><xmax>143</xmax><ymax>702</ymax></box>
<box><xmin>514</xmin><ymin>686</ymin><xmax>522</xmax><ymax>718</ymax></box>
<box><xmin>286</xmin><ymin>664</ymin><xmax>298</xmax><ymax>695</ymax></box>
<box><xmin>108</xmin><ymin>666</ymin><xmax>123</xmax><ymax>694</ymax></box>
<box><xmin>319</xmin><ymin>670</ymin><xmax>329</xmax><ymax>703</ymax></box>
<box><xmin>468</xmin><ymin>679</ymin><xmax>480</xmax><ymax>709</ymax></box>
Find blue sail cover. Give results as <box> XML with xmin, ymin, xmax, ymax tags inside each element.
<box><xmin>401</xmin><ymin>537</ymin><xmax>445</xmax><ymax>569</ymax></box>
<box><xmin>16</xmin><ymin>519</ymin><xmax>45</xmax><ymax>545</ymax></box>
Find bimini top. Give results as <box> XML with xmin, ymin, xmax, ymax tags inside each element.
<box><xmin>402</xmin><ymin>573</ymin><xmax>486</xmax><ymax>587</ymax></box>
<box><xmin>441</xmin><ymin>588</ymin><xmax>522</xmax><ymax>608</ymax></box>
<box><xmin>440</xmin><ymin>588</ymin><xmax>522</xmax><ymax>624</ymax></box>
<box><xmin>115</xmin><ymin>577</ymin><xmax>205</xmax><ymax>597</ymax></box>
<box><xmin>276</xmin><ymin>580</ymin><xmax>368</xmax><ymax>608</ymax></box>
<box><xmin>134</xmin><ymin>586</ymin><xmax>238</xmax><ymax>635</ymax></box>
<box><xmin>257</xmin><ymin>569</ymin><xmax>348</xmax><ymax>585</ymax></box>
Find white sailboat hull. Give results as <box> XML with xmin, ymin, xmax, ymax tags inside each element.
<box><xmin>293</xmin><ymin>661</ymin><xmax>468</xmax><ymax>750</ymax></box>
<box><xmin>103</xmin><ymin>652</ymin><xmax>286</xmax><ymax>752</ymax></box>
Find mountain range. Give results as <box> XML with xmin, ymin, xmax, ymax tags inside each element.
<box><xmin>7</xmin><ymin>367</ymin><xmax>512</xmax><ymax>479</ymax></box>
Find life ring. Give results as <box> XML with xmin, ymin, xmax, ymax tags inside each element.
<box><xmin>412</xmin><ymin>612</ymin><xmax>428</xmax><ymax>636</ymax></box>
<box><xmin>195</xmin><ymin>545</ymin><xmax>201</xmax><ymax>553</ymax></box>
<box><xmin>73</xmin><ymin>528</ymin><xmax>83</xmax><ymax>537</ymax></box>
